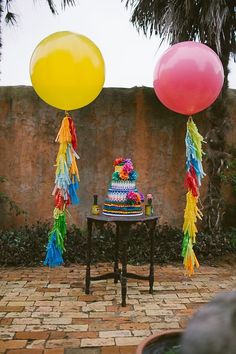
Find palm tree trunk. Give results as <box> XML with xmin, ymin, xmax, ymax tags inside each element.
<box><xmin>203</xmin><ymin>44</ymin><xmax>231</xmax><ymax>233</ymax></box>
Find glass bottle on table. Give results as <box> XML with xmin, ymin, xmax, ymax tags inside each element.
<box><xmin>91</xmin><ymin>194</ymin><xmax>100</xmax><ymax>215</ymax></box>
<box><xmin>145</xmin><ymin>194</ymin><xmax>153</xmax><ymax>216</ymax></box>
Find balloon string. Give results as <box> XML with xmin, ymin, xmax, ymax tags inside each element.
<box><xmin>65</xmin><ymin>110</ymin><xmax>69</xmax><ymax>116</ymax></box>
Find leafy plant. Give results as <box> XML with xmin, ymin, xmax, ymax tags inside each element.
<box><xmin>0</xmin><ymin>221</ymin><xmax>50</xmax><ymax>266</ymax></box>
<box><xmin>0</xmin><ymin>221</ymin><xmax>235</xmax><ymax>267</ymax></box>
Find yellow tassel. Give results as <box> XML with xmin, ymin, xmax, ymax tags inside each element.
<box><xmin>183</xmin><ymin>191</ymin><xmax>203</xmax><ymax>243</ymax></box>
<box><xmin>53</xmin><ymin>207</ymin><xmax>61</xmax><ymax>219</ymax></box>
<box><xmin>187</xmin><ymin>118</ymin><xmax>205</xmax><ymax>161</ymax></box>
<box><xmin>55</xmin><ymin>143</ymin><xmax>67</xmax><ymax>175</ymax></box>
<box><xmin>182</xmin><ymin>191</ymin><xmax>201</xmax><ymax>276</ymax></box>
<box><xmin>55</xmin><ymin>117</ymin><xmax>72</xmax><ymax>144</ymax></box>
<box><xmin>70</xmin><ymin>148</ymin><xmax>80</xmax><ymax>182</ymax></box>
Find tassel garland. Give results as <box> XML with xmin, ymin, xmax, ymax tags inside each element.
<box><xmin>182</xmin><ymin>117</ymin><xmax>205</xmax><ymax>276</ymax></box>
<box><xmin>44</xmin><ymin>114</ymin><xmax>80</xmax><ymax>267</ymax></box>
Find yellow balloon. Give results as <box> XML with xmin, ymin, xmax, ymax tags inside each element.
<box><xmin>30</xmin><ymin>31</ymin><xmax>105</xmax><ymax>110</ymax></box>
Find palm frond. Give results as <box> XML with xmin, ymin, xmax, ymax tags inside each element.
<box><xmin>61</xmin><ymin>0</ymin><xmax>77</xmax><ymax>9</ymax></box>
<box><xmin>45</xmin><ymin>0</ymin><xmax>77</xmax><ymax>14</ymax></box>
<box><xmin>46</xmin><ymin>0</ymin><xmax>57</xmax><ymax>14</ymax></box>
<box><xmin>124</xmin><ymin>0</ymin><xmax>236</xmax><ymax>56</ymax></box>
<box><xmin>4</xmin><ymin>0</ymin><xmax>17</xmax><ymax>24</ymax></box>
<box><xmin>5</xmin><ymin>10</ymin><xmax>16</xmax><ymax>24</ymax></box>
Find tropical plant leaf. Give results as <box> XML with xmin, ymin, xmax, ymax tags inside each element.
<box><xmin>44</xmin><ymin>0</ymin><xmax>77</xmax><ymax>14</ymax></box>
<box><xmin>4</xmin><ymin>0</ymin><xmax>17</xmax><ymax>24</ymax></box>
<box><xmin>45</xmin><ymin>0</ymin><xmax>58</xmax><ymax>14</ymax></box>
<box><xmin>5</xmin><ymin>11</ymin><xmax>17</xmax><ymax>24</ymax></box>
<box><xmin>124</xmin><ymin>0</ymin><xmax>236</xmax><ymax>56</ymax></box>
<box><xmin>61</xmin><ymin>0</ymin><xmax>77</xmax><ymax>9</ymax></box>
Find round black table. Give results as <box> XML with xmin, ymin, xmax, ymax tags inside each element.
<box><xmin>85</xmin><ymin>214</ymin><xmax>158</xmax><ymax>306</ymax></box>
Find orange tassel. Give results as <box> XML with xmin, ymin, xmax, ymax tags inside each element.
<box><xmin>183</xmin><ymin>239</ymin><xmax>199</xmax><ymax>276</ymax></box>
<box><xmin>55</xmin><ymin>116</ymin><xmax>71</xmax><ymax>144</ymax></box>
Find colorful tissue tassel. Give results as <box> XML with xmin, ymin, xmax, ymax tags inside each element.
<box><xmin>44</xmin><ymin>114</ymin><xmax>80</xmax><ymax>267</ymax></box>
<box><xmin>182</xmin><ymin>117</ymin><xmax>205</xmax><ymax>276</ymax></box>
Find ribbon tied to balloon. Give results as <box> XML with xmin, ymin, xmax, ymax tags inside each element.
<box><xmin>30</xmin><ymin>31</ymin><xmax>105</xmax><ymax>266</ymax></box>
<box><xmin>153</xmin><ymin>41</ymin><xmax>224</xmax><ymax>276</ymax></box>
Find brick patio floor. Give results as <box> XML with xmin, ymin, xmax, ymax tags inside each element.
<box><xmin>0</xmin><ymin>263</ymin><xmax>235</xmax><ymax>354</ymax></box>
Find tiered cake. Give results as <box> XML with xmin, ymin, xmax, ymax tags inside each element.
<box><xmin>103</xmin><ymin>158</ymin><xmax>143</xmax><ymax>216</ymax></box>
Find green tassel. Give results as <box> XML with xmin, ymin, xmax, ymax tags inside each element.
<box><xmin>48</xmin><ymin>211</ymin><xmax>67</xmax><ymax>253</ymax></box>
<box><xmin>57</xmin><ymin>212</ymin><xmax>67</xmax><ymax>238</ymax></box>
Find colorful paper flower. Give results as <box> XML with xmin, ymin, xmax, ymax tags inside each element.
<box><xmin>129</xmin><ymin>170</ymin><xmax>137</xmax><ymax>181</ymax></box>
<box><xmin>139</xmin><ymin>192</ymin><xmax>145</xmax><ymax>203</ymax></box>
<box><xmin>123</xmin><ymin>162</ymin><xmax>134</xmax><ymax>174</ymax></box>
<box><xmin>126</xmin><ymin>191</ymin><xmax>143</xmax><ymax>205</ymax></box>
<box><xmin>124</xmin><ymin>158</ymin><xmax>132</xmax><ymax>164</ymax></box>
<box><xmin>126</xmin><ymin>191</ymin><xmax>137</xmax><ymax>204</ymax></box>
<box><xmin>112</xmin><ymin>172</ymin><xmax>120</xmax><ymax>181</ymax></box>
<box><xmin>147</xmin><ymin>193</ymin><xmax>153</xmax><ymax>205</ymax></box>
<box><xmin>114</xmin><ymin>157</ymin><xmax>125</xmax><ymax>166</ymax></box>
<box><xmin>119</xmin><ymin>169</ymin><xmax>129</xmax><ymax>180</ymax></box>
<box><xmin>136</xmin><ymin>193</ymin><xmax>141</xmax><ymax>203</ymax></box>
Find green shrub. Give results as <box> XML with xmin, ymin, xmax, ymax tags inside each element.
<box><xmin>195</xmin><ymin>228</ymin><xmax>236</xmax><ymax>263</ymax></box>
<box><xmin>0</xmin><ymin>222</ymin><xmax>235</xmax><ymax>267</ymax></box>
<box><xmin>0</xmin><ymin>222</ymin><xmax>50</xmax><ymax>266</ymax></box>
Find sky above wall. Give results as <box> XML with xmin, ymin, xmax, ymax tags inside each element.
<box><xmin>1</xmin><ymin>0</ymin><xmax>236</xmax><ymax>89</ymax></box>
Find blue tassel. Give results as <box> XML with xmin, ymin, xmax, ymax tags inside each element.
<box><xmin>55</xmin><ymin>161</ymin><xmax>71</xmax><ymax>190</ymax></box>
<box><xmin>185</xmin><ymin>130</ymin><xmax>205</xmax><ymax>186</ymax></box>
<box><xmin>44</xmin><ymin>232</ymin><xmax>64</xmax><ymax>267</ymax></box>
<box><xmin>69</xmin><ymin>175</ymin><xmax>80</xmax><ymax>205</ymax></box>
<box><xmin>185</xmin><ymin>132</ymin><xmax>197</xmax><ymax>160</ymax></box>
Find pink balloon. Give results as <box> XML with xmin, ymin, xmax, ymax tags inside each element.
<box><xmin>153</xmin><ymin>41</ymin><xmax>224</xmax><ymax>115</ymax></box>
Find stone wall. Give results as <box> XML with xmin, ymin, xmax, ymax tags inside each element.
<box><xmin>0</xmin><ymin>86</ymin><xmax>235</xmax><ymax>229</ymax></box>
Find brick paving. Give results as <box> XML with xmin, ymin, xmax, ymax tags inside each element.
<box><xmin>0</xmin><ymin>263</ymin><xmax>235</xmax><ymax>354</ymax></box>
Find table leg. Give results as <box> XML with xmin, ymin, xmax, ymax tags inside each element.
<box><xmin>85</xmin><ymin>219</ymin><xmax>92</xmax><ymax>294</ymax></box>
<box><xmin>114</xmin><ymin>224</ymin><xmax>120</xmax><ymax>284</ymax></box>
<box><xmin>149</xmin><ymin>220</ymin><xmax>156</xmax><ymax>294</ymax></box>
<box><xmin>120</xmin><ymin>223</ymin><xmax>129</xmax><ymax>307</ymax></box>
